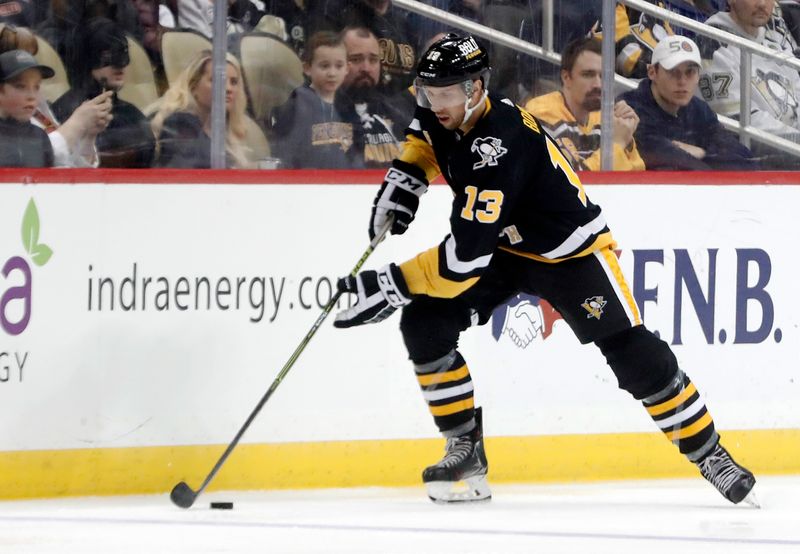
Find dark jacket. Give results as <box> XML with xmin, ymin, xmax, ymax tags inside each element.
<box><xmin>155</xmin><ymin>111</ymin><xmax>245</xmax><ymax>169</ymax></box>
<box><xmin>272</xmin><ymin>85</ymin><xmax>362</xmax><ymax>169</ymax></box>
<box><xmin>156</xmin><ymin>111</ymin><xmax>212</xmax><ymax>168</ymax></box>
<box><xmin>619</xmin><ymin>78</ymin><xmax>758</xmax><ymax>170</ymax></box>
<box><xmin>52</xmin><ymin>81</ymin><xmax>155</xmax><ymax>168</ymax></box>
<box><xmin>0</xmin><ymin>117</ymin><xmax>54</xmax><ymax>167</ymax></box>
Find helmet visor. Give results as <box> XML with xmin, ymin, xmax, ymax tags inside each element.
<box><xmin>415</xmin><ymin>79</ymin><xmax>471</xmax><ymax>109</ymax></box>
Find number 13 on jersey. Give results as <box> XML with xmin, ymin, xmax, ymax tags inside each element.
<box><xmin>461</xmin><ymin>186</ymin><xmax>504</xmax><ymax>223</ymax></box>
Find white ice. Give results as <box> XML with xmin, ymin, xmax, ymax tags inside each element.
<box><xmin>1</xmin><ymin>476</ymin><xmax>798</xmax><ymax>554</ymax></box>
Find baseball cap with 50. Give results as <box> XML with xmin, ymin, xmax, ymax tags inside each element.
<box><xmin>651</xmin><ymin>36</ymin><xmax>701</xmax><ymax>70</ymax></box>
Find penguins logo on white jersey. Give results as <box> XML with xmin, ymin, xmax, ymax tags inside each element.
<box><xmin>471</xmin><ymin>137</ymin><xmax>508</xmax><ymax>169</ymax></box>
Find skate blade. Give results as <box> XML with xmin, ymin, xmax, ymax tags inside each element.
<box><xmin>426</xmin><ymin>475</ymin><xmax>491</xmax><ymax>504</ymax></box>
<box><xmin>741</xmin><ymin>490</ymin><xmax>761</xmax><ymax>509</ymax></box>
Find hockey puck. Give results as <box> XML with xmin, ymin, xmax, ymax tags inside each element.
<box><xmin>210</xmin><ymin>501</ymin><xmax>234</xmax><ymax>510</ymax></box>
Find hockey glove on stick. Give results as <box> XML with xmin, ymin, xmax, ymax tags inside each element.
<box><xmin>333</xmin><ymin>263</ymin><xmax>412</xmax><ymax>327</ymax></box>
<box><xmin>369</xmin><ymin>160</ymin><xmax>429</xmax><ymax>241</ymax></box>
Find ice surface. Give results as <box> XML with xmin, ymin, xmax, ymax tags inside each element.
<box><xmin>0</xmin><ymin>476</ymin><xmax>798</xmax><ymax>553</ymax></box>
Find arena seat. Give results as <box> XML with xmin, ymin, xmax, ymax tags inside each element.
<box><xmin>162</xmin><ymin>29</ymin><xmax>212</xmax><ymax>87</ymax></box>
<box><xmin>118</xmin><ymin>36</ymin><xmax>159</xmax><ymax>112</ymax></box>
<box><xmin>243</xmin><ymin>115</ymin><xmax>272</xmax><ymax>163</ymax></box>
<box><xmin>34</xmin><ymin>34</ymin><xmax>70</xmax><ymax>104</ymax></box>
<box><xmin>254</xmin><ymin>14</ymin><xmax>288</xmax><ymax>41</ymax></box>
<box><xmin>239</xmin><ymin>32</ymin><xmax>303</xmax><ymax>123</ymax></box>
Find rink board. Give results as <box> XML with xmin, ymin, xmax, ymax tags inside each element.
<box><xmin>0</xmin><ymin>170</ymin><xmax>798</xmax><ymax>498</ymax></box>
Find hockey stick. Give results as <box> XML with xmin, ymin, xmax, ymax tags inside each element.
<box><xmin>170</xmin><ymin>219</ymin><xmax>392</xmax><ymax>509</ymax></box>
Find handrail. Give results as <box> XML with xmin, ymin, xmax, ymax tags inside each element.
<box><xmin>392</xmin><ymin>0</ymin><xmax>800</xmax><ymax>162</ymax></box>
<box><xmin>622</xmin><ymin>0</ymin><xmax>800</xmax><ymax>71</ymax></box>
<box><xmin>393</xmin><ymin>0</ymin><xmax>559</xmax><ymax>65</ymax></box>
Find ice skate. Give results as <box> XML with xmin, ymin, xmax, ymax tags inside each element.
<box><xmin>696</xmin><ymin>443</ymin><xmax>758</xmax><ymax>507</ymax></box>
<box><xmin>423</xmin><ymin>408</ymin><xmax>491</xmax><ymax>504</ymax></box>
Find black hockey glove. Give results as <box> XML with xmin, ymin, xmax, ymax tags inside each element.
<box><xmin>369</xmin><ymin>160</ymin><xmax>429</xmax><ymax>241</ymax></box>
<box><xmin>333</xmin><ymin>263</ymin><xmax>412</xmax><ymax>328</ymax></box>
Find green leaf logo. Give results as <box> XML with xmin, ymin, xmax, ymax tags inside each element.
<box><xmin>21</xmin><ymin>199</ymin><xmax>53</xmax><ymax>267</ymax></box>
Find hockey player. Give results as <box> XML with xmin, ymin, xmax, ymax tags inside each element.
<box><xmin>333</xmin><ymin>33</ymin><xmax>758</xmax><ymax>506</ymax></box>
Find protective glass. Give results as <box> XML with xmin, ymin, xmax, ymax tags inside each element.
<box><xmin>415</xmin><ymin>80</ymin><xmax>471</xmax><ymax>109</ymax></box>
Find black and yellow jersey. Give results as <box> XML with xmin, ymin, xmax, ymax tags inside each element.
<box><xmin>398</xmin><ymin>95</ymin><xmax>616</xmax><ymax>299</ymax></box>
<box><xmin>524</xmin><ymin>91</ymin><xmax>645</xmax><ymax>171</ymax></box>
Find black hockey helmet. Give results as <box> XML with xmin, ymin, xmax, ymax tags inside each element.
<box><xmin>415</xmin><ymin>33</ymin><xmax>491</xmax><ymax>88</ymax></box>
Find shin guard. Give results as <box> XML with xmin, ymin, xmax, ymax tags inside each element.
<box><xmin>415</xmin><ymin>350</ymin><xmax>475</xmax><ymax>437</ymax></box>
<box><xmin>642</xmin><ymin>370</ymin><xmax>718</xmax><ymax>461</ymax></box>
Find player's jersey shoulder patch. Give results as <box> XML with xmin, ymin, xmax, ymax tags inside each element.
<box><xmin>471</xmin><ymin>136</ymin><xmax>508</xmax><ymax>169</ymax></box>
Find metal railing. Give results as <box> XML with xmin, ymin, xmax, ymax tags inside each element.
<box><xmin>392</xmin><ymin>0</ymin><xmax>800</xmax><ymax>169</ymax></box>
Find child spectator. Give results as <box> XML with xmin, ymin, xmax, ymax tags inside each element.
<box><xmin>0</xmin><ymin>49</ymin><xmax>54</xmax><ymax>166</ymax></box>
<box><xmin>150</xmin><ymin>49</ymin><xmax>252</xmax><ymax>168</ymax></box>
<box><xmin>0</xmin><ymin>22</ymin><xmax>112</xmax><ymax>167</ymax></box>
<box><xmin>272</xmin><ymin>31</ymin><xmax>361</xmax><ymax>168</ymax></box>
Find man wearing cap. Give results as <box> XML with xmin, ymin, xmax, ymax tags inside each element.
<box><xmin>619</xmin><ymin>35</ymin><xmax>757</xmax><ymax>170</ymax></box>
<box><xmin>0</xmin><ymin>49</ymin><xmax>55</xmax><ymax>167</ymax></box>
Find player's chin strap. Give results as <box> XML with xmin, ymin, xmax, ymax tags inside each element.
<box><xmin>459</xmin><ymin>86</ymin><xmax>488</xmax><ymax>130</ymax></box>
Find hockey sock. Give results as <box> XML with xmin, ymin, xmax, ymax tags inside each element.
<box><xmin>642</xmin><ymin>370</ymin><xmax>719</xmax><ymax>462</ymax></box>
<box><xmin>415</xmin><ymin>350</ymin><xmax>475</xmax><ymax>437</ymax></box>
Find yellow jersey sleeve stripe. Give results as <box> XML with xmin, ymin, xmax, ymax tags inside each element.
<box><xmin>665</xmin><ymin>411</ymin><xmax>714</xmax><ymax>441</ymax></box>
<box><xmin>646</xmin><ymin>382</ymin><xmax>698</xmax><ymax>417</ymax></box>
<box><xmin>429</xmin><ymin>398</ymin><xmax>475</xmax><ymax>417</ymax></box>
<box><xmin>399</xmin><ymin>135</ymin><xmax>441</xmax><ymax>183</ymax></box>
<box><xmin>416</xmin><ymin>364</ymin><xmax>470</xmax><ymax>386</ymax></box>
<box><xmin>400</xmin><ymin>246</ymin><xmax>480</xmax><ymax>298</ymax></box>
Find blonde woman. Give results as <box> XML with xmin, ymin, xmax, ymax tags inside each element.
<box><xmin>151</xmin><ymin>50</ymin><xmax>251</xmax><ymax>168</ymax></box>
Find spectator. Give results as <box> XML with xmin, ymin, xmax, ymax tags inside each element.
<box><xmin>335</xmin><ymin>26</ymin><xmax>405</xmax><ymax>167</ymax></box>
<box><xmin>620</xmin><ymin>35</ymin><xmax>758</xmax><ymax>170</ymax></box>
<box><xmin>519</xmin><ymin>2</ymin><xmax>666</xmax><ymax>98</ymax></box>
<box><xmin>525</xmin><ymin>37</ymin><xmax>645</xmax><ymax>170</ymax></box>
<box><xmin>264</xmin><ymin>0</ymin><xmax>309</xmax><ymax>57</ymax></box>
<box><xmin>177</xmin><ymin>0</ymin><xmax>263</xmax><ymax>38</ymax></box>
<box><xmin>0</xmin><ymin>0</ymin><xmax>36</xmax><ymax>27</ymax></box>
<box><xmin>150</xmin><ymin>50</ymin><xmax>252</xmax><ymax>168</ymax></box>
<box><xmin>697</xmin><ymin>0</ymin><xmax>800</xmax><ymax>146</ymax></box>
<box><xmin>626</xmin><ymin>1</ymin><xmax>723</xmax><ymax>45</ymax></box>
<box><xmin>37</xmin><ymin>0</ymin><xmax>143</xmax><ymax>84</ymax></box>
<box><xmin>52</xmin><ymin>17</ymin><xmax>155</xmax><ymax>167</ymax></box>
<box><xmin>310</xmin><ymin>0</ymin><xmax>418</xmax><ymax>94</ymax></box>
<box><xmin>0</xmin><ymin>23</ymin><xmax>112</xmax><ymax>167</ymax></box>
<box><xmin>0</xmin><ymin>50</ymin><xmax>54</xmax><ymax>167</ymax></box>
<box><xmin>272</xmin><ymin>31</ymin><xmax>361</xmax><ymax>168</ymax></box>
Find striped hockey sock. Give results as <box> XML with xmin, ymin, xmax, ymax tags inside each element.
<box><xmin>415</xmin><ymin>350</ymin><xmax>475</xmax><ymax>438</ymax></box>
<box><xmin>642</xmin><ymin>370</ymin><xmax>719</xmax><ymax>461</ymax></box>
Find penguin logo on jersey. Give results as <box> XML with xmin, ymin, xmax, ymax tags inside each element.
<box><xmin>471</xmin><ymin>137</ymin><xmax>507</xmax><ymax>169</ymax></box>
<box><xmin>581</xmin><ymin>296</ymin><xmax>607</xmax><ymax>320</ymax></box>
